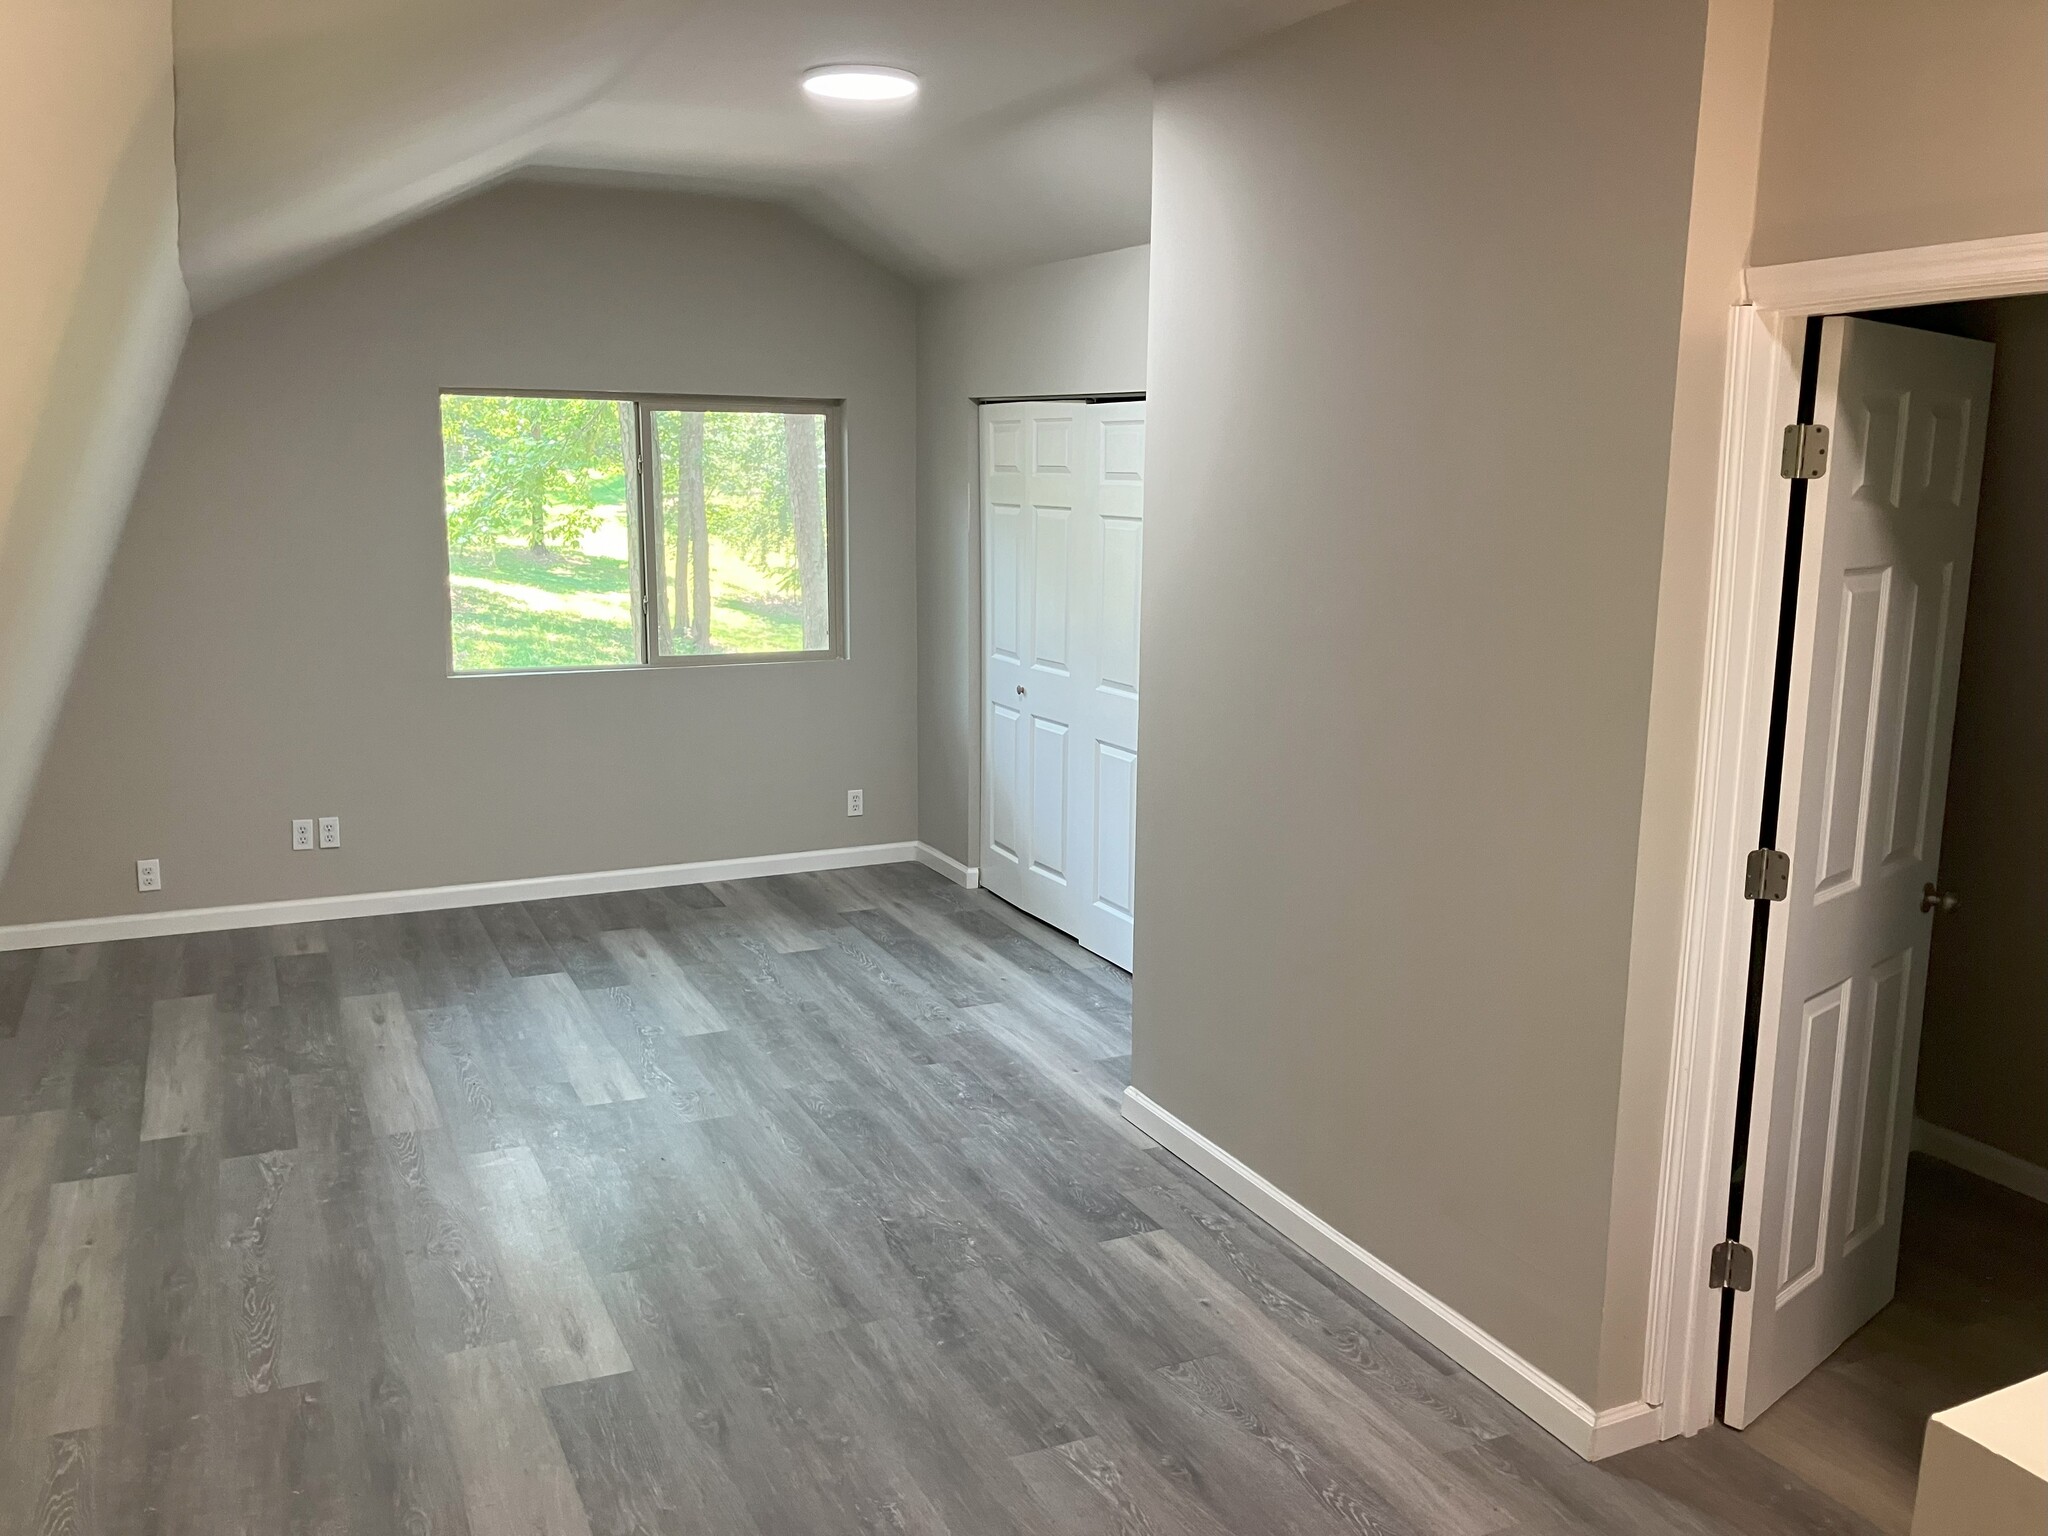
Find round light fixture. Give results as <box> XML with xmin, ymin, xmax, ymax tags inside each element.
<box><xmin>801</xmin><ymin>65</ymin><xmax>920</xmax><ymax>103</ymax></box>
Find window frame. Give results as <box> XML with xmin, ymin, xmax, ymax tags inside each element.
<box><xmin>438</xmin><ymin>387</ymin><xmax>849</xmax><ymax>677</ymax></box>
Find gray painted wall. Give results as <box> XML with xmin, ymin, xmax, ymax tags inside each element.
<box><xmin>0</xmin><ymin>183</ymin><xmax>918</xmax><ymax>925</ymax></box>
<box><xmin>1751</xmin><ymin>0</ymin><xmax>2047</xmax><ymax>265</ymax></box>
<box><xmin>915</xmin><ymin>246</ymin><xmax>1150</xmax><ymax>865</ymax></box>
<box><xmin>1913</xmin><ymin>296</ymin><xmax>2048</xmax><ymax>1170</ymax></box>
<box><xmin>1133</xmin><ymin>0</ymin><xmax>1704</xmax><ymax>1403</ymax></box>
<box><xmin>0</xmin><ymin>1</ymin><xmax>186</xmax><ymax>876</ymax></box>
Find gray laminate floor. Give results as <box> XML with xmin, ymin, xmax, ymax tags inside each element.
<box><xmin>0</xmin><ymin>862</ymin><xmax>1877</xmax><ymax>1535</ymax></box>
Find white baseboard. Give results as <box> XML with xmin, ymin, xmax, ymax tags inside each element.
<box><xmin>1120</xmin><ymin>1087</ymin><xmax>1659</xmax><ymax>1461</ymax></box>
<box><xmin>1914</xmin><ymin>1118</ymin><xmax>2048</xmax><ymax>1204</ymax></box>
<box><xmin>0</xmin><ymin>841</ymin><xmax>922</xmax><ymax>952</ymax></box>
<box><xmin>914</xmin><ymin>841</ymin><xmax>980</xmax><ymax>889</ymax></box>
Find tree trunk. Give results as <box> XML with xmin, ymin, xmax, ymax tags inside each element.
<box><xmin>615</xmin><ymin>402</ymin><xmax>645</xmax><ymax>653</ymax></box>
<box><xmin>680</xmin><ymin>414</ymin><xmax>710</xmax><ymax>649</ymax></box>
<box><xmin>526</xmin><ymin>497</ymin><xmax>547</xmax><ymax>551</ymax></box>
<box><xmin>783</xmin><ymin>414</ymin><xmax>829</xmax><ymax>650</ymax></box>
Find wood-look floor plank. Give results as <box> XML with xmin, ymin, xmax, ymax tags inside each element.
<box><xmin>464</xmin><ymin>1146</ymin><xmax>631</xmax><ymax>1386</ymax></box>
<box><xmin>1120</xmin><ymin>1172</ymin><xmax>1525</xmax><ymax>1454</ymax></box>
<box><xmin>55</xmin><ymin>941</ymin><xmax>172</xmax><ymax>1182</ymax></box>
<box><xmin>265</xmin><ymin>924</ymin><xmax>328</xmax><ymax>957</ymax></box>
<box><xmin>0</xmin><ymin>977</ymin><xmax>83</xmax><ymax>1117</ymax></box>
<box><xmin>1011</xmin><ymin>1432</ymin><xmax>1234</xmax><ymax>1536</ymax></box>
<box><xmin>521</xmin><ymin>901</ymin><xmax>629</xmax><ymax>992</ymax></box>
<box><xmin>596</xmin><ymin>931</ymin><xmax>728</xmax><ymax>1037</ymax></box>
<box><xmin>221</xmin><ymin>1381</ymin><xmax>346</xmax><ymax>1536</ymax></box>
<box><xmin>11</xmin><ymin>1428</ymin><xmax>103</xmax><ymax>1536</ymax></box>
<box><xmin>475</xmin><ymin>903</ymin><xmax>564</xmax><ymax>978</ymax></box>
<box><xmin>1104</xmin><ymin>1227</ymin><xmax>1512</xmax><ymax>1536</ymax></box>
<box><xmin>11</xmin><ymin>1174</ymin><xmax>134</xmax><ymax>1438</ymax></box>
<box><xmin>517</xmin><ymin>972</ymin><xmax>645</xmax><ymax>1106</ymax></box>
<box><xmin>34</xmin><ymin>944</ymin><xmax>99</xmax><ymax>987</ymax></box>
<box><xmin>703</xmin><ymin>880</ymin><xmax>826</xmax><ymax>953</ymax></box>
<box><xmin>577</xmin><ymin>986</ymin><xmax>726</xmax><ymax>1124</ymax></box>
<box><xmin>217</xmin><ymin>1148</ymin><xmax>332</xmax><ymax>1396</ymax></box>
<box><xmin>414</xmin><ymin>1003</ymin><xmax>532</xmax><ymax>1153</ymax></box>
<box><xmin>139</xmin><ymin>995</ymin><xmax>219</xmax><ymax>1142</ymax></box>
<box><xmin>438</xmin><ymin>1342</ymin><xmax>595</xmax><ymax>1536</ymax></box>
<box><xmin>0</xmin><ymin>951</ymin><xmax>39</xmax><ymax>1040</ymax></box>
<box><xmin>178</xmin><ymin>929</ymin><xmax>280</xmax><ymax>1014</ymax></box>
<box><xmin>339</xmin><ymin>992</ymin><xmax>442</xmax><ymax>1135</ymax></box>
<box><xmin>382</xmin><ymin>1127</ymin><xmax>512</xmax><ymax>1354</ymax></box>
<box><xmin>218</xmin><ymin>1004</ymin><xmax>299</xmax><ymax>1158</ymax></box>
<box><xmin>543</xmin><ymin>1370</ymin><xmax>763</xmax><ymax>1536</ymax></box>
<box><xmin>0</xmin><ymin>1110</ymin><xmax>65</xmax><ymax>1317</ymax></box>
<box><xmin>101</xmin><ymin>1131</ymin><xmax>222</xmax><ymax>1536</ymax></box>
<box><xmin>273</xmin><ymin>951</ymin><xmax>345</xmax><ymax>1074</ymax></box>
<box><xmin>125</xmin><ymin>1131</ymin><xmax>222</xmax><ymax>1369</ymax></box>
<box><xmin>286</xmin><ymin>1073</ymin><xmax>479</xmax><ymax>1536</ymax></box>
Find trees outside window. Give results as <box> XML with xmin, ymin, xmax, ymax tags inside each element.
<box><xmin>440</xmin><ymin>393</ymin><xmax>841</xmax><ymax>674</ymax></box>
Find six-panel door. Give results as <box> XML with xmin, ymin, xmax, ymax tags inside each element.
<box><xmin>1726</xmin><ymin>317</ymin><xmax>1993</xmax><ymax>1426</ymax></box>
<box><xmin>980</xmin><ymin>400</ymin><xmax>1145</xmax><ymax>968</ymax></box>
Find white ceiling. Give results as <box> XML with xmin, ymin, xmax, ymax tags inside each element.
<box><xmin>173</xmin><ymin>0</ymin><xmax>1343</xmax><ymax>308</ymax></box>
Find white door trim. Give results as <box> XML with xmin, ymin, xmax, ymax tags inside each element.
<box><xmin>1645</xmin><ymin>232</ymin><xmax>2048</xmax><ymax>1440</ymax></box>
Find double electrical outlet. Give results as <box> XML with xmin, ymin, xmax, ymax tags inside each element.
<box><xmin>136</xmin><ymin>815</ymin><xmax>341</xmax><ymax>893</ymax></box>
<box><xmin>293</xmin><ymin>816</ymin><xmax>342</xmax><ymax>851</ymax></box>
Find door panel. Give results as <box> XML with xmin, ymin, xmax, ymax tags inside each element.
<box><xmin>1813</xmin><ymin>566</ymin><xmax>1888</xmax><ymax>899</ymax></box>
<box><xmin>987</xmin><ymin>701</ymin><xmax>1023</xmax><ymax>867</ymax></box>
<box><xmin>981</xmin><ymin>406</ymin><xmax>1030</xmax><ymax>899</ymax></box>
<box><xmin>1099</xmin><ymin>517</ymin><xmax>1143</xmax><ymax>695</ymax></box>
<box><xmin>1029</xmin><ymin>718</ymin><xmax>1071</xmax><ymax>879</ymax></box>
<box><xmin>1092</xmin><ymin>742</ymin><xmax>1138</xmax><ymax>920</ymax></box>
<box><xmin>980</xmin><ymin>400</ymin><xmax>1145</xmax><ymax>968</ymax></box>
<box><xmin>1074</xmin><ymin>402</ymin><xmax>1145</xmax><ymax>969</ymax></box>
<box><xmin>1844</xmin><ymin>951</ymin><xmax>1911</xmax><ymax>1249</ymax></box>
<box><xmin>1727</xmin><ymin>317</ymin><xmax>1993</xmax><ymax>1426</ymax></box>
<box><xmin>1032</xmin><ymin>507</ymin><xmax>1073</xmax><ymax>672</ymax></box>
<box><xmin>987</xmin><ymin>505</ymin><xmax>1023</xmax><ymax>661</ymax></box>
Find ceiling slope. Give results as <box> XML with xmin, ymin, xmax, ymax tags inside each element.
<box><xmin>175</xmin><ymin>0</ymin><xmax>1345</xmax><ymax>305</ymax></box>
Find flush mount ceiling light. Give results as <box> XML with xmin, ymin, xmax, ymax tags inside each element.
<box><xmin>801</xmin><ymin>64</ymin><xmax>920</xmax><ymax>103</ymax></box>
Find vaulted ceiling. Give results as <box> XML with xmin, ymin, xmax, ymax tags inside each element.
<box><xmin>173</xmin><ymin>0</ymin><xmax>1344</xmax><ymax>308</ymax></box>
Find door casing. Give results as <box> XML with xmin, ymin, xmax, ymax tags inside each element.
<box><xmin>1642</xmin><ymin>234</ymin><xmax>2048</xmax><ymax>1446</ymax></box>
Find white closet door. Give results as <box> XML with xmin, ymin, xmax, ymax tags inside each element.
<box><xmin>1725</xmin><ymin>317</ymin><xmax>1992</xmax><ymax>1426</ymax></box>
<box><xmin>1072</xmin><ymin>401</ymin><xmax>1145</xmax><ymax>969</ymax></box>
<box><xmin>980</xmin><ymin>400</ymin><xmax>1145</xmax><ymax>969</ymax></box>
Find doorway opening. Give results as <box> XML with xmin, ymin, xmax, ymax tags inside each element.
<box><xmin>1710</xmin><ymin>293</ymin><xmax>2047</xmax><ymax>1532</ymax></box>
<box><xmin>977</xmin><ymin>397</ymin><xmax>1146</xmax><ymax>972</ymax></box>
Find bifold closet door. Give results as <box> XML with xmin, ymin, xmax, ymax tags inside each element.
<box><xmin>980</xmin><ymin>400</ymin><xmax>1145</xmax><ymax>969</ymax></box>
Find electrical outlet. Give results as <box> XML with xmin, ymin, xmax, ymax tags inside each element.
<box><xmin>318</xmin><ymin>816</ymin><xmax>341</xmax><ymax>849</ymax></box>
<box><xmin>137</xmin><ymin>858</ymin><xmax>162</xmax><ymax>893</ymax></box>
<box><xmin>292</xmin><ymin>819</ymin><xmax>315</xmax><ymax>851</ymax></box>
<box><xmin>846</xmin><ymin>788</ymin><xmax>864</xmax><ymax>816</ymax></box>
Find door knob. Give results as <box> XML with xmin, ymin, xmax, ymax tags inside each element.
<box><xmin>1921</xmin><ymin>882</ymin><xmax>1960</xmax><ymax>914</ymax></box>
<box><xmin>1016</xmin><ymin>684</ymin><xmax>1026</xmax><ymax>696</ymax></box>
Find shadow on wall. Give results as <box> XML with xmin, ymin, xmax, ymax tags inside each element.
<box><xmin>0</xmin><ymin>86</ymin><xmax>189</xmax><ymax>875</ymax></box>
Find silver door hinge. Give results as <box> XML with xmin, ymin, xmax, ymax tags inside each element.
<box><xmin>1709</xmin><ymin>1240</ymin><xmax>1754</xmax><ymax>1292</ymax></box>
<box><xmin>1781</xmin><ymin>422</ymin><xmax>1830</xmax><ymax>480</ymax></box>
<box><xmin>1745</xmin><ymin>847</ymin><xmax>1791</xmax><ymax>901</ymax></box>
